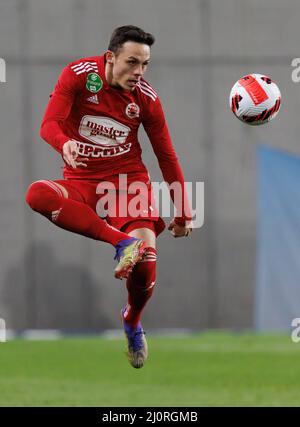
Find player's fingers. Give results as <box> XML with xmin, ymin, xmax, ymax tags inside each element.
<box><xmin>68</xmin><ymin>144</ymin><xmax>79</xmax><ymax>159</ymax></box>
<box><xmin>77</xmin><ymin>157</ymin><xmax>89</xmax><ymax>164</ymax></box>
<box><xmin>168</xmin><ymin>221</ymin><xmax>175</xmax><ymax>231</ymax></box>
<box><xmin>185</xmin><ymin>228</ymin><xmax>191</xmax><ymax>236</ymax></box>
<box><xmin>75</xmin><ymin>161</ymin><xmax>88</xmax><ymax>167</ymax></box>
<box><xmin>75</xmin><ymin>157</ymin><xmax>89</xmax><ymax>167</ymax></box>
<box><xmin>62</xmin><ymin>142</ymin><xmax>77</xmax><ymax>168</ymax></box>
<box><xmin>171</xmin><ymin>229</ymin><xmax>182</xmax><ymax>238</ymax></box>
<box><xmin>70</xmin><ymin>159</ymin><xmax>77</xmax><ymax>169</ymax></box>
<box><xmin>66</xmin><ymin>153</ymin><xmax>77</xmax><ymax>169</ymax></box>
<box><xmin>64</xmin><ymin>140</ymin><xmax>76</xmax><ymax>154</ymax></box>
<box><xmin>64</xmin><ymin>146</ymin><xmax>73</xmax><ymax>160</ymax></box>
<box><xmin>63</xmin><ymin>154</ymin><xmax>72</xmax><ymax>167</ymax></box>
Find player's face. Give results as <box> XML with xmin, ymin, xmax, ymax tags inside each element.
<box><xmin>109</xmin><ymin>42</ymin><xmax>151</xmax><ymax>91</ymax></box>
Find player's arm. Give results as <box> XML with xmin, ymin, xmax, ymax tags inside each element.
<box><xmin>40</xmin><ymin>65</ymin><xmax>87</xmax><ymax>168</ymax></box>
<box><xmin>143</xmin><ymin>97</ymin><xmax>193</xmax><ymax>237</ymax></box>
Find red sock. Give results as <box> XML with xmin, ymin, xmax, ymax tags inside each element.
<box><xmin>25</xmin><ymin>181</ymin><xmax>130</xmax><ymax>246</ymax></box>
<box><xmin>124</xmin><ymin>247</ymin><xmax>157</xmax><ymax>327</ymax></box>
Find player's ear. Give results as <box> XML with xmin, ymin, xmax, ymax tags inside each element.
<box><xmin>106</xmin><ymin>50</ymin><xmax>114</xmax><ymax>65</ymax></box>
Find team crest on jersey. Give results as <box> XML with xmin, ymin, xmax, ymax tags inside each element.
<box><xmin>86</xmin><ymin>73</ymin><xmax>103</xmax><ymax>93</ymax></box>
<box><xmin>125</xmin><ymin>103</ymin><xmax>140</xmax><ymax>119</ymax></box>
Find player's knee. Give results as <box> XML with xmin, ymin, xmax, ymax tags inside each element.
<box><xmin>25</xmin><ymin>181</ymin><xmax>61</xmax><ymax>213</ymax></box>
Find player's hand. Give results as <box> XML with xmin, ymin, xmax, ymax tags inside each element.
<box><xmin>62</xmin><ymin>140</ymin><xmax>89</xmax><ymax>169</ymax></box>
<box><xmin>168</xmin><ymin>218</ymin><xmax>193</xmax><ymax>238</ymax></box>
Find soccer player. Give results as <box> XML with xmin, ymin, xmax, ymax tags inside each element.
<box><xmin>25</xmin><ymin>26</ymin><xmax>192</xmax><ymax>368</ymax></box>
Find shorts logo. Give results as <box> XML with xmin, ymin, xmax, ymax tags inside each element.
<box><xmin>86</xmin><ymin>73</ymin><xmax>103</xmax><ymax>93</ymax></box>
<box><xmin>126</xmin><ymin>103</ymin><xmax>140</xmax><ymax>119</ymax></box>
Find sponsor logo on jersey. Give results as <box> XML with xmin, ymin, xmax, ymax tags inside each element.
<box><xmin>79</xmin><ymin>116</ymin><xmax>130</xmax><ymax>146</ymax></box>
<box><xmin>125</xmin><ymin>102</ymin><xmax>140</xmax><ymax>119</ymax></box>
<box><xmin>86</xmin><ymin>73</ymin><xmax>103</xmax><ymax>93</ymax></box>
<box><xmin>86</xmin><ymin>94</ymin><xmax>99</xmax><ymax>104</ymax></box>
<box><xmin>77</xmin><ymin>141</ymin><xmax>132</xmax><ymax>158</ymax></box>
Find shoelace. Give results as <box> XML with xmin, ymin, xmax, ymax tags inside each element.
<box><xmin>129</xmin><ymin>330</ymin><xmax>146</xmax><ymax>352</ymax></box>
<box><xmin>114</xmin><ymin>238</ymin><xmax>138</xmax><ymax>262</ymax></box>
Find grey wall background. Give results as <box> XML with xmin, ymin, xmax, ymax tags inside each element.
<box><xmin>0</xmin><ymin>0</ymin><xmax>299</xmax><ymax>331</ymax></box>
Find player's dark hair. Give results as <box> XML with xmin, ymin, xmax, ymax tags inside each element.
<box><xmin>108</xmin><ymin>26</ymin><xmax>155</xmax><ymax>53</ymax></box>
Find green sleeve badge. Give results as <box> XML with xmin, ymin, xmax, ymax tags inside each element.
<box><xmin>86</xmin><ymin>73</ymin><xmax>103</xmax><ymax>93</ymax></box>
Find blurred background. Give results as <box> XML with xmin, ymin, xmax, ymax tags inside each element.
<box><xmin>0</xmin><ymin>0</ymin><xmax>299</xmax><ymax>334</ymax></box>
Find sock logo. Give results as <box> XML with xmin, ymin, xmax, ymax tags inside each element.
<box><xmin>51</xmin><ymin>208</ymin><xmax>62</xmax><ymax>222</ymax></box>
<box><xmin>147</xmin><ymin>281</ymin><xmax>156</xmax><ymax>290</ymax></box>
<box><xmin>123</xmin><ymin>305</ymin><xmax>131</xmax><ymax>318</ymax></box>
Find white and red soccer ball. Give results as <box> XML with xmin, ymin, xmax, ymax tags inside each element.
<box><xmin>229</xmin><ymin>73</ymin><xmax>281</xmax><ymax>125</ymax></box>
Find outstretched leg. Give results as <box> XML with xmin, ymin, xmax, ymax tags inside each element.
<box><xmin>25</xmin><ymin>179</ymin><xmax>131</xmax><ymax>246</ymax></box>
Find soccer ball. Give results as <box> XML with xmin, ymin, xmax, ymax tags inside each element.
<box><xmin>229</xmin><ymin>73</ymin><xmax>281</xmax><ymax>125</ymax></box>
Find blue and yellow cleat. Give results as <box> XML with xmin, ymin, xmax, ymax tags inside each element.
<box><xmin>121</xmin><ymin>307</ymin><xmax>148</xmax><ymax>369</ymax></box>
<box><xmin>114</xmin><ymin>237</ymin><xmax>146</xmax><ymax>279</ymax></box>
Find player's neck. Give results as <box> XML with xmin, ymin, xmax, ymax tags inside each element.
<box><xmin>105</xmin><ymin>62</ymin><xmax>134</xmax><ymax>93</ymax></box>
<box><xmin>104</xmin><ymin>63</ymin><xmax>122</xmax><ymax>90</ymax></box>
<box><xmin>105</xmin><ymin>62</ymin><xmax>114</xmax><ymax>85</ymax></box>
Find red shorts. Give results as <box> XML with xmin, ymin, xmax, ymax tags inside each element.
<box><xmin>53</xmin><ymin>176</ymin><xmax>166</xmax><ymax>237</ymax></box>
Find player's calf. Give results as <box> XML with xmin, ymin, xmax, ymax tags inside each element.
<box><xmin>124</xmin><ymin>247</ymin><xmax>157</xmax><ymax>326</ymax></box>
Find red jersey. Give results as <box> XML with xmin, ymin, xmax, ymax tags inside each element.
<box><xmin>40</xmin><ymin>54</ymin><xmax>191</xmax><ymax>222</ymax></box>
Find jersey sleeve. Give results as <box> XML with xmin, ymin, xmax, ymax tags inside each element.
<box><xmin>40</xmin><ymin>64</ymin><xmax>83</xmax><ymax>153</ymax></box>
<box><xmin>142</xmin><ymin>96</ymin><xmax>192</xmax><ymax>224</ymax></box>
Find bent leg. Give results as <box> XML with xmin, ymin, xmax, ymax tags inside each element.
<box><xmin>25</xmin><ymin>179</ymin><xmax>131</xmax><ymax>246</ymax></box>
<box><xmin>122</xmin><ymin>224</ymin><xmax>157</xmax><ymax>327</ymax></box>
